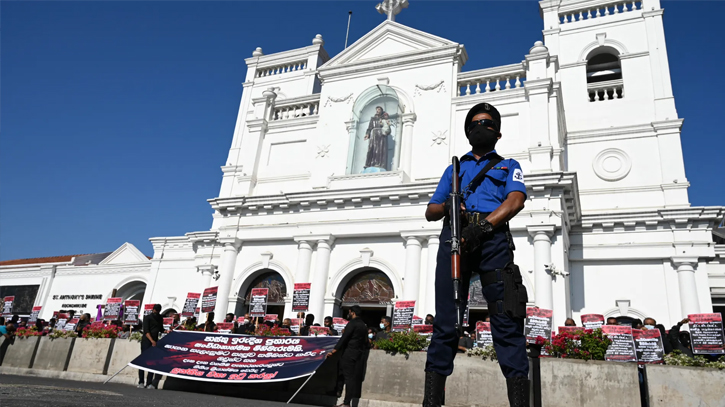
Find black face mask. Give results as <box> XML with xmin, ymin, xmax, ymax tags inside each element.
<box><xmin>467</xmin><ymin>126</ymin><xmax>499</xmax><ymax>151</ymax></box>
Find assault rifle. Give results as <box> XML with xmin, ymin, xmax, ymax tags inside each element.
<box><xmin>449</xmin><ymin>156</ymin><xmax>463</xmax><ymax>335</ymax></box>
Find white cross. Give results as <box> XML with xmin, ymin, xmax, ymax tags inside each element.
<box><xmin>376</xmin><ymin>0</ymin><xmax>409</xmax><ymax>21</ymax></box>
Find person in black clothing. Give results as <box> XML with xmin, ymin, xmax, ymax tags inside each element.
<box><xmin>324</xmin><ymin>316</ymin><xmax>339</xmax><ymax>336</ymax></box>
<box><xmin>225</xmin><ymin>313</ymin><xmax>238</xmax><ymax>331</ymax></box>
<box><xmin>75</xmin><ymin>313</ymin><xmax>92</xmax><ymax>335</ymax></box>
<box><xmin>668</xmin><ymin>318</ymin><xmax>693</xmax><ymax>357</ymax></box>
<box><xmin>198</xmin><ymin>312</ymin><xmax>216</xmax><ymax>332</ymax></box>
<box><xmin>138</xmin><ymin>304</ymin><xmax>164</xmax><ymax>389</ymax></box>
<box><xmin>326</xmin><ymin>305</ymin><xmax>368</xmax><ymax>407</ymax></box>
<box><xmin>300</xmin><ymin>314</ymin><xmax>315</xmax><ymax>336</ymax></box>
<box><xmin>375</xmin><ymin>316</ymin><xmax>392</xmax><ymax>342</ymax></box>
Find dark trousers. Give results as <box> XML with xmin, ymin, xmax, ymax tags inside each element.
<box><xmin>138</xmin><ymin>341</ymin><xmax>161</xmax><ymax>386</ymax></box>
<box><xmin>340</xmin><ymin>349</ymin><xmax>365</xmax><ymax>404</ymax></box>
<box><xmin>425</xmin><ymin>226</ymin><xmax>528</xmax><ymax>378</ymax></box>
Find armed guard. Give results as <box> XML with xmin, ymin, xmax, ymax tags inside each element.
<box><xmin>423</xmin><ymin>103</ymin><xmax>530</xmax><ymax>407</ymax></box>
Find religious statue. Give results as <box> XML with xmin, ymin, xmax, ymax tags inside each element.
<box><xmin>364</xmin><ymin>106</ymin><xmax>392</xmax><ymax>170</ymax></box>
<box><xmin>376</xmin><ymin>0</ymin><xmax>409</xmax><ymax>21</ymax></box>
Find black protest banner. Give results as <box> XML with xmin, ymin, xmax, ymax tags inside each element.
<box><xmin>2</xmin><ymin>296</ymin><xmax>14</xmax><ymax>317</ymax></box>
<box><xmin>476</xmin><ymin>321</ymin><xmax>493</xmax><ymax>348</ymax></box>
<box><xmin>632</xmin><ymin>329</ymin><xmax>665</xmax><ymax>364</ymax></box>
<box><xmin>249</xmin><ymin>288</ymin><xmax>268</xmax><ymax>318</ymax></box>
<box><xmin>688</xmin><ymin>313</ymin><xmax>725</xmax><ymax>355</ymax></box>
<box><xmin>524</xmin><ymin>307</ymin><xmax>553</xmax><ymax>344</ymax></box>
<box><xmin>182</xmin><ymin>293</ymin><xmax>201</xmax><ymax>317</ymax></box>
<box><xmin>292</xmin><ymin>283</ymin><xmax>311</xmax><ymax>312</ymax></box>
<box><xmin>392</xmin><ymin>301</ymin><xmax>416</xmax><ymax>331</ymax></box>
<box><xmin>581</xmin><ymin>314</ymin><xmax>604</xmax><ymax>330</ymax></box>
<box><xmin>103</xmin><ymin>297</ymin><xmax>123</xmax><ymax>321</ymax></box>
<box><xmin>202</xmin><ymin>287</ymin><xmax>218</xmax><ymax>313</ymax></box>
<box><xmin>123</xmin><ymin>300</ymin><xmax>141</xmax><ymax>325</ymax></box>
<box><xmin>602</xmin><ymin>325</ymin><xmax>637</xmax><ymax>362</ymax></box>
<box><xmin>29</xmin><ymin>306</ymin><xmax>42</xmax><ymax>323</ymax></box>
<box><xmin>129</xmin><ymin>331</ymin><xmax>339</xmax><ymax>383</ymax></box>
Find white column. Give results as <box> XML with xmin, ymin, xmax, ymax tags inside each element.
<box><xmin>293</xmin><ymin>238</ymin><xmax>315</xmax><ymax>284</ymax></box>
<box><xmin>426</xmin><ymin>235</ymin><xmax>440</xmax><ymax>316</ymax></box>
<box><xmin>673</xmin><ymin>257</ymin><xmax>700</xmax><ymax>317</ymax></box>
<box><xmin>398</xmin><ymin>113</ymin><xmax>417</xmax><ymax>179</ymax></box>
<box><xmin>213</xmin><ymin>238</ymin><xmax>242</xmax><ymax>322</ymax></box>
<box><xmin>401</xmin><ymin>234</ymin><xmax>423</xmax><ymax>307</ymax></box>
<box><xmin>529</xmin><ymin>226</ymin><xmax>555</xmax><ymax>310</ymax></box>
<box><xmin>309</xmin><ymin>235</ymin><xmax>335</xmax><ymax>322</ymax></box>
<box><xmin>197</xmin><ymin>264</ymin><xmax>216</xmax><ymax>289</ymax></box>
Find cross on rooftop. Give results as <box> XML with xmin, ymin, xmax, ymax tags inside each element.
<box><xmin>376</xmin><ymin>0</ymin><xmax>409</xmax><ymax>21</ymax></box>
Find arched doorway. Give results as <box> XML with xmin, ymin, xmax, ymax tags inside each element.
<box><xmin>238</xmin><ymin>271</ymin><xmax>287</xmax><ymax>321</ymax></box>
<box><xmin>338</xmin><ymin>268</ymin><xmax>395</xmax><ymax>329</ymax></box>
<box><xmin>114</xmin><ymin>280</ymin><xmax>146</xmax><ymax>302</ymax></box>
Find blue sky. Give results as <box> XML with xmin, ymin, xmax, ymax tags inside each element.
<box><xmin>1</xmin><ymin>1</ymin><xmax>724</xmax><ymax>260</ymax></box>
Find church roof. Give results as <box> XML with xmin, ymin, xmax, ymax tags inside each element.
<box><xmin>0</xmin><ymin>252</ymin><xmax>115</xmax><ymax>266</ymax></box>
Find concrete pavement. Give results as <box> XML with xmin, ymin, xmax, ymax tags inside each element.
<box><xmin>0</xmin><ymin>374</ymin><xmax>309</xmax><ymax>407</ymax></box>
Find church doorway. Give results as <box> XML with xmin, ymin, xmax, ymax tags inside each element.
<box><xmin>337</xmin><ymin>268</ymin><xmax>395</xmax><ymax>329</ymax></box>
<box><xmin>237</xmin><ymin>270</ymin><xmax>287</xmax><ymax>321</ymax></box>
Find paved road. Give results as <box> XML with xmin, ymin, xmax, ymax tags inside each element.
<box><xmin>0</xmin><ymin>375</ymin><xmax>309</xmax><ymax>407</ymax></box>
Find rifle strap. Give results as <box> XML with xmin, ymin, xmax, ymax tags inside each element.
<box><xmin>461</xmin><ymin>154</ymin><xmax>504</xmax><ymax>199</ymax></box>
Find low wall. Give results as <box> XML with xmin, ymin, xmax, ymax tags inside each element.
<box><xmin>3</xmin><ymin>337</ymin><xmax>725</xmax><ymax>407</ymax></box>
<box><xmin>66</xmin><ymin>338</ymin><xmax>114</xmax><ymax>375</ymax></box>
<box><xmin>540</xmin><ymin>358</ymin><xmax>640</xmax><ymax>407</ymax></box>
<box><xmin>32</xmin><ymin>337</ymin><xmax>74</xmax><ymax>371</ymax></box>
<box><xmin>1</xmin><ymin>337</ymin><xmax>40</xmax><ymax>368</ymax></box>
<box><xmin>106</xmin><ymin>339</ymin><xmax>141</xmax><ymax>380</ymax></box>
<box><xmin>646</xmin><ymin>363</ymin><xmax>725</xmax><ymax>407</ymax></box>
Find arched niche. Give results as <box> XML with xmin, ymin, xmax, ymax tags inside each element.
<box><xmin>236</xmin><ymin>270</ymin><xmax>288</xmax><ymax>319</ymax></box>
<box><xmin>115</xmin><ymin>280</ymin><xmax>147</xmax><ymax>302</ymax></box>
<box><xmin>347</xmin><ymin>85</ymin><xmax>406</xmax><ymax>175</ymax></box>
<box><xmin>335</xmin><ymin>267</ymin><xmax>395</xmax><ymax>328</ymax></box>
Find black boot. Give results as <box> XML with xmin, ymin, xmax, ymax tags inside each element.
<box><xmin>506</xmin><ymin>376</ymin><xmax>530</xmax><ymax>407</ymax></box>
<box><xmin>422</xmin><ymin>371</ymin><xmax>446</xmax><ymax>407</ymax></box>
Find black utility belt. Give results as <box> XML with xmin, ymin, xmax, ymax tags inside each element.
<box><xmin>466</xmin><ymin>212</ymin><xmax>491</xmax><ymax>225</ymax></box>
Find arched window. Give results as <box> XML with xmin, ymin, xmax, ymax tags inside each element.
<box><xmin>586</xmin><ymin>47</ymin><xmax>623</xmax><ymax>102</ymax></box>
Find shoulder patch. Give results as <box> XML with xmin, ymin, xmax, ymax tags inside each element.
<box><xmin>512</xmin><ymin>168</ymin><xmax>524</xmax><ymax>183</ymax></box>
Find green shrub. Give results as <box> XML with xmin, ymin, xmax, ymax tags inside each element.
<box><xmin>467</xmin><ymin>345</ymin><xmax>498</xmax><ymax>362</ymax></box>
<box><xmin>664</xmin><ymin>351</ymin><xmax>725</xmax><ymax>369</ymax></box>
<box><xmin>375</xmin><ymin>330</ymin><xmax>428</xmax><ymax>355</ymax></box>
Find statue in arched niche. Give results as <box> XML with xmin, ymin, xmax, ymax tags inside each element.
<box><xmin>364</xmin><ymin>107</ymin><xmax>392</xmax><ymax>170</ymax></box>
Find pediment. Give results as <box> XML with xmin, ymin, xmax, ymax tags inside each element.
<box><xmin>321</xmin><ymin>20</ymin><xmax>458</xmax><ymax>68</ymax></box>
<box><xmin>100</xmin><ymin>242</ymin><xmax>150</xmax><ymax>265</ymax></box>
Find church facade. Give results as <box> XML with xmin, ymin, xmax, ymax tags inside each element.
<box><xmin>2</xmin><ymin>0</ymin><xmax>723</xmax><ymax>328</ymax></box>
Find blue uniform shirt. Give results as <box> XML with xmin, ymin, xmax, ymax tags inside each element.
<box><xmin>429</xmin><ymin>150</ymin><xmax>527</xmax><ymax>213</ymax></box>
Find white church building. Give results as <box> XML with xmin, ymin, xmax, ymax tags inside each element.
<box><xmin>2</xmin><ymin>0</ymin><xmax>724</xmax><ymax>329</ymax></box>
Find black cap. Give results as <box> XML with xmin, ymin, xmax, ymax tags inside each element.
<box><xmin>464</xmin><ymin>102</ymin><xmax>501</xmax><ymax>135</ymax></box>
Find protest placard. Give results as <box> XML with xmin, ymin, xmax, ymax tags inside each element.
<box><xmin>201</xmin><ymin>287</ymin><xmax>218</xmax><ymax>313</ymax></box>
<box><xmin>249</xmin><ymin>288</ymin><xmax>268</xmax><ymax>318</ymax></box>
<box><xmin>64</xmin><ymin>317</ymin><xmax>79</xmax><ymax>332</ymax></box>
<box><xmin>103</xmin><ymin>297</ymin><xmax>123</xmax><ymax>321</ymax></box>
<box><xmin>309</xmin><ymin>326</ymin><xmax>330</xmax><ymax>336</ymax></box>
<box><xmin>264</xmin><ymin>314</ymin><xmax>278</xmax><ymax>323</ymax></box>
<box><xmin>524</xmin><ymin>307</ymin><xmax>553</xmax><ymax>343</ymax></box>
<box><xmin>411</xmin><ymin>315</ymin><xmax>424</xmax><ymax>325</ymax></box>
<box><xmin>290</xmin><ymin>318</ymin><xmax>303</xmax><ymax>335</ymax></box>
<box><xmin>632</xmin><ymin>329</ymin><xmax>665</xmax><ymax>364</ymax></box>
<box><xmin>413</xmin><ymin>324</ymin><xmax>433</xmax><ymax>334</ymax></box>
<box><xmin>182</xmin><ymin>293</ymin><xmax>201</xmax><ymax>317</ymax></box>
<box><xmin>55</xmin><ymin>313</ymin><xmax>69</xmax><ymax>331</ymax></box>
<box><xmin>476</xmin><ymin>321</ymin><xmax>493</xmax><ymax>348</ymax></box>
<box><xmin>332</xmin><ymin>317</ymin><xmax>348</xmax><ymax>335</ymax></box>
<box><xmin>688</xmin><ymin>313</ymin><xmax>725</xmax><ymax>355</ymax></box>
<box><xmin>29</xmin><ymin>306</ymin><xmax>42</xmax><ymax>323</ymax></box>
<box><xmin>602</xmin><ymin>325</ymin><xmax>637</xmax><ymax>362</ymax></box>
<box><xmin>123</xmin><ymin>300</ymin><xmax>141</xmax><ymax>325</ymax></box>
<box><xmin>292</xmin><ymin>283</ymin><xmax>311</xmax><ymax>312</ymax></box>
<box><xmin>163</xmin><ymin>317</ymin><xmax>174</xmax><ymax>331</ymax></box>
<box><xmin>2</xmin><ymin>296</ymin><xmax>14</xmax><ymax>317</ymax></box>
<box><xmin>558</xmin><ymin>326</ymin><xmax>587</xmax><ymax>335</ymax></box>
<box><xmin>392</xmin><ymin>301</ymin><xmax>416</xmax><ymax>331</ymax></box>
<box><xmin>216</xmin><ymin>322</ymin><xmax>234</xmax><ymax>333</ymax></box>
<box><xmin>581</xmin><ymin>314</ymin><xmax>605</xmax><ymax>330</ymax></box>
<box><xmin>143</xmin><ymin>304</ymin><xmax>155</xmax><ymax>317</ymax></box>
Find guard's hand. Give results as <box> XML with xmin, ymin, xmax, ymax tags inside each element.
<box><xmin>151</xmin><ymin>341</ymin><xmax>157</xmax><ymax>347</ymax></box>
<box><xmin>325</xmin><ymin>352</ymin><xmax>333</xmax><ymax>359</ymax></box>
